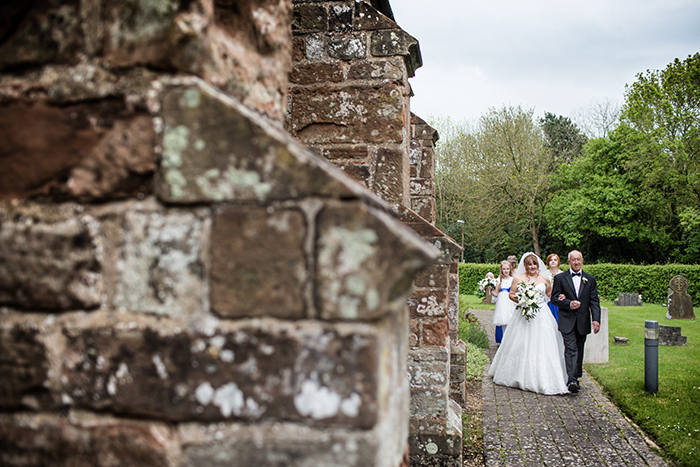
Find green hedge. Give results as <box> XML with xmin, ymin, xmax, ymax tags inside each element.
<box><xmin>459</xmin><ymin>263</ymin><xmax>700</xmax><ymax>304</ymax></box>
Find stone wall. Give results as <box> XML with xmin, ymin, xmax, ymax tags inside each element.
<box><xmin>288</xmin><ymin>2</ymin><xmax>464</xmax><ymax>465</ymax></box>
<box><xmin>0</xmin><ymin>1</ymin><xmax>440</xmax><ymax>466</ymax></box>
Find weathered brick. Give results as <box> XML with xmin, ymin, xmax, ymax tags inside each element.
<box><xmin>347</xmin><ymin>58</ymin><xmax>405</xmax><ymax>80</ymax></box>
<box><xmin>0</xmin><ymin>214</ymin><xmax>103</xmax><ymax>310</ymax></box>
<box><xmin>0</xmin><ymin>414</ymin><xmax>178</xmax><ymax>467</ymax></box>
<box><xmin>316</xmin><ymin>201</ymin><xmax>439</xmax><ymax>320</ymax></box>
<box><xmin>410</xmin><ymin>178</ymin><xmax>433</xmax><ymax>197</ymax></box>
<box><xmin>414</xmin><ymin>264</ymin><xmax>449</xmax><ymax>289</ymax></box>
<box><xmin>317</xmin><ymin>145</ymin><xmax>369</xmax><ymax>161</ymax></box>
<box><xmin>61</xmin><ymin>321</ymin><xmax>379</xmax><ymax>428</ymax></box>
<box><xmin>180</xmin><ymin>423</ymin><xmax>381</xmax><ymax>466</ymax></box>
<box><xmin>335</xmin><ymin>162</ymin><xmax>371</xmax><ymax>187</ymax></box>
<box><xmin>407</xmin><ymin>348</ymin><xmax>449</xmax><ymax>389</ymax></box>
<box><xmin>372</xmin><ymin>146</ymin><xmax>409</xmax><ymax>205</ymax></box>
<box><xmin>113</xmin><ymin>209</ymin><xmax>208</xmax><ymax>318</ymax></box>
<box><xmin>328</xmin><ymin>32</ymin><xmax>367</xmax><ymax>60</ymax></box>
<box><xmin>409</xmin><ymin>414</ymin><xmax>463</xmax><ymax>462</ymax></box>
<box><xmin>407</xmin><ymin>289</ymin><xmax>448</xmax><ymax>318</ymax></box>
<box><xmin>0</xmin><ymin>100</ymin><xmax>154</xmax><ymax>201</ymax></box>
<box><xmin>0</xmin><ymin>1</ymin><xmax>83</xmax><ymax>69</ymax></box>
<box><xmin>290</xmin><ymin>61</ymin><xmax>345</xmax><ymax>84</ymax></box>
<box><xmin>0</xmin><ymin>325</ymin><xmax>50</xmax><ymax>410</ymax></box>
<box><xmin>210</xmin><ymin>206</ymin><xmax>307</xmax><ymax>319</ymax></box>
<box><xmin>329</xmin><ymin>2</ymin><xmax>354</xmax><ymax>32</ymax></box>
<box><xmin>370</xmin><ymin>29</ymin><xmax>422</xmax><ymax>77</ymax></box>
<box><xmin>409</xmin><ymin>388</ymin><xmax>448</xmax><ymax>419</ymax></box>
<box><xmin>289</xmin><ymin>84</ymin><xmax>405</xmax><ymax>144</ymax></box>
<box><xmin>292</xmin><ymin>3</ymin><xmax>328</xmax><ymax>33</ymax></box>
<box><xmin>421</xmin><ymin>317</ymin><xmax>449</xmax><ymax>346</ymax></box>
<box><xmin>157</xmin><ymin>83</ymin><xmax>363</xmax><ymax>203</ymax></box>
<box><xmin>353</xmin><ymin>1</ymin><xmax>397</xmax><ymax>31</ymax></box>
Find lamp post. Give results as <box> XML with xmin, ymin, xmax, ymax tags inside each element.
<box><xmin>456</xmin><ymin>220</ymin><xmax>465</xmax><ymax>263</ymax></box>
<box><xmin>644</xmin><ymin>320</ymin><xmax>659</xmax><ymax>393</ymax></box>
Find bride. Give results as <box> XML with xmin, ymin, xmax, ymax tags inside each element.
<box><xmin>487</xmin><ymin>252</ymin><xmax>568</xmax><ymax>395</ymax></box>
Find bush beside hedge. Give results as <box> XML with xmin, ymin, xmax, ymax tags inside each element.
<box><xmin>459</xmin><ymin>263</ymin><xmax>700</xmax><ymax>305</ymax></box>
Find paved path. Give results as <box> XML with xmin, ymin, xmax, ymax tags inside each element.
<box><xmin>470</xmin><ymin>308</ymin><xmax>669</xmax><ymax>467</ymax></box>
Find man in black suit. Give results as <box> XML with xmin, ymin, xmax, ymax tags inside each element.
<box><xmin>551</xmin><ymin>250</ymin><xmax>601</xmax><ymax>394</ymax></box>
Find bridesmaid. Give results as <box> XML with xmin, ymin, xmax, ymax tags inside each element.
<box><xmin>546</xmin><ymin>253</ymin><xmax>563</xmax><ymax>322</ymax></box>
<box><xmin>491</xmin><ymin>260</ymin><xmax>516</xmax><ymax>343</ymax></box>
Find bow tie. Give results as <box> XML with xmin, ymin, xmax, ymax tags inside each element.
<box><xmin>572</xmin><ymin>272</ymin><xmax>581</xmax><ymax>277</ymax></box>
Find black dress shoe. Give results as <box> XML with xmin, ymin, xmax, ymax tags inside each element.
<box><xmin>568</xmin><ymin>381</ymin><xmax>579</xmax><ymax>393</ymax></box>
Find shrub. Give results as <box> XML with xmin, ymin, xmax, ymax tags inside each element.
<box><xmin>459</xmin><ymin>262</ymin><xmax>700</xmax><ymax>304</ymax></box>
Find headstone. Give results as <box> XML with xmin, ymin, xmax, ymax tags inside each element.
<box><xmin>614</xmin><ymin>292</ymin><xmax>642</xmax><ymax>306</ymax></box>
<box><xmin>659</xmin><ymin>325</ymin><xmax>687</xmax><ymax>345</ymax></box>
<box><xmin>584</xmin><ymin>306</ymin><xmax>609</xmax><ymax>363</ymax></box>
<box><xmin>666</xmin><ymin>275</ymin><xmax>696</xmax><ymax>319</ymax></box>
<box><xmin>613</xmin><ymin>336</ymin><xmax>629</xmax><ymax>345</ymax></box>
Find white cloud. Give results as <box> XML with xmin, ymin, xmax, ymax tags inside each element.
<box><xmin>392</xmin><ymin>0</ymin><xmax>700</xmax><ymax>123</ymax></box>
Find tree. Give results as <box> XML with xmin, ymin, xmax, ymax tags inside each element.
<box><xmin>540</xmin><ymin>112</ymin><xmax>588</xmax><ymax>165</ymax></box>
<box><xmin>572</xmin><ymin>97</ymin><xmax>621</xmax><ymax>138</ymax></box>
<box><xmin>474</xmin><ymin>106</ymin><xmax>556</xmax><ymax>258</ymax></box>
<box><xmin>620</xmin><ymin>52</ymin><xmax>700</xmax><ymax>262</ymax></box>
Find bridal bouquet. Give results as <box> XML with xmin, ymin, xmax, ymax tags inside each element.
<box><xmin>515</xmin><ymin>282</ymin><xmax>544</xmax><ymax>321</ymax></box>
<box><xmin>475</xmin><ymin>276</ymin><xmax>499</xmax><ymax>299</ymax></box>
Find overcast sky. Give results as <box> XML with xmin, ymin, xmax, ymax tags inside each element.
<box><xmin>391</xmin><ymin>0</ymin><xmax>700</xmax><ymax>125</ymax></box>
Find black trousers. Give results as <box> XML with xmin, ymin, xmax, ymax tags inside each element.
<box><xmin>561</xmin><ymin>329</ymin><xmax>587</xmax><ymax>384</ymax></box>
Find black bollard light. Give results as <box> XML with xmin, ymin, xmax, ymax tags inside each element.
<box><xmin>644</xmin><ymin>320</ymin><xmax>659</xmax><ymax>394</ymax></box>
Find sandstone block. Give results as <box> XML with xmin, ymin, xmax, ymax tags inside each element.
<box><xmin>409</xmin><ymin>388</ymin><xmax>448</xmax><ymax>419</ymax></box>
<box><xmin>158</xmin><ymin>82</ymin><xmax>363</xmax><ymax>203</ymax></box>
<box><xmin>372</xmin><ymin>146</ymin><xmax>409</xmax><ymax>205</ymax></box>
<box><xmin>409</xmin><ymin>402</ymin><xmax>463</xmax><ymax>467</ymax></box>
<box><xmin>329</xmin><ymin>2</ymin><xmax>354</xmax><ymax>32</ymax></box>
<box><xmin>347</xmin><ymin>58</ymin><xmax>405</xmax><ymax>81</ymax></box>
<box><xmin>414</xmin><ymin>264</ymin><xmax>449</xmax><ymax>288</ymax></box>
<box><xmin>0</xmin><ymin>214</ymin><xmax>103</xmax><ymax>310</ymax></box>
<box><xmin>353</xmin><ymin>1</ymin><xmax>397</xmax><ymax>31</ymax></box>
<box><xmin>316</xmin><ymin>202</ymin><xmax>439</xmax><ymax>320</ymax></box>
<box><xmin>210</xmin><ymin>206</ymin><xmax>307</xmax><ymax>319</ymax></box>
<box><xmin>0</xmin><ymin>1</ymin><xmax>83</xmax><ymax>69</ymax></box>
<box><xmin>407</xmin><ymin>289</ymin><xmax>448</xmax><ymax>318</ymax></box>
<box><xmin>0</xmin><ymin>413</ymin><xmax>178</xmax><ymax>467</ymax></box>
<box><xmin>370</xmin><ymin>29</ymin><xmax>422</xmax><ymax>77</ymax></box>
<box><xmin>0</xmin><ymin>100</ymin><xmax>155</xmax><ymax>201</ymax></box>
<box><xmin>61</xmin><ymin>320</ymin><xmax>379</xmax><ymax>428</ymax></box>
<box><xmin>421</xmin><ymin>317</ymin><xmax>449</xmax><ymax>346</ymax></box>
<box><xmin>113</xmin><ymin>209</ymin><xmax>208</xmax><ymax>317</ymax></box>
<box><xmin>290</xmin><ymin>61</ymin><xmax>345</xmax><ymax>84</ymax></box>
<box><xmin>0</xmin><ymin>326</ymin><xmax>50</xmax><ymax>410</ymax></box>
<box><xmin>292</xmin><ymin>3</ymin><xmax>328</xmax><ymax>33</ymax></box>
<box><xmin>407</xmin><ymin>349</ymin><xmax>449</xmax><ymax>389</ymax></box>
<box><xmin>180</xmin><ymin>422</ymin><xmax>383</xmax><ymax>467</ymax></box>
<box><xmin>289</xmin><ymin>84</ymin><xmax>405</xmax><ymax>144</ymax></box>
<box><xmin>328</xmin><ymin>33</ymin><xmax>367</xmax><ymax>60</ymax></box>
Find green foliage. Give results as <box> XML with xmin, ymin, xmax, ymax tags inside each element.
<box><xmin>458</xmin><ymin>294</ymin><xmax>490</xmax><ymax>349</ymax></box>
<box><xmin>459</xmin><ymin>263</ymin><xmax>500</xmax><ymax>298</ymax></box>
<box><xmin>540</xmin><ymin>111</ymin><xmax>588</xmax><ymax>165</ymax></box>
<box><xmin>586</xmin><ymin>304</ymin><xmax>700</xmax><ymax>466</ymax></box>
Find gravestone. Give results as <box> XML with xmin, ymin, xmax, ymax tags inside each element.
<box><xmin>666</xmin><ymin>275</ymin><xmax>696</xmax><ymax>320</ymax></box>
<box><xmin>584</xmin><ymin>306</ymin><xmax>609</xmax><ymax>363</ymax></box>
<box><xmin>659</xmin><ymin>326</ymin><xmax>687</xmax><ymax>345</ymax></box>
<box><xmin>614</xmin><ymin>292</ymin><xmax>642</xmax><ymax>306</ymax></box>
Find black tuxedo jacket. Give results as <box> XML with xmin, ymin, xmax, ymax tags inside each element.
<box><xmin>551</xmin><ymin>271</ymin><xmax>601</xmax><ymax>335</ymax></box>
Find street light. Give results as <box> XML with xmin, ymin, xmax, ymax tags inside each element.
<box><xmin>456</xmin><ymin>220</ymin><xmax>465</xmax><ymax>263</ymax></box>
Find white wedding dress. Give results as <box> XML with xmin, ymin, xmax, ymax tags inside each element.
<box><xmin>487</xmin><ymin>282</ymin><xmax>568</xmax><ymax>395</ymax></box>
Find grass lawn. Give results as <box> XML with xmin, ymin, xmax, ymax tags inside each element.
<box><xmin>585</xmin><ymin>302</ymin><xmax>699</xmax><ymax>467</ymax></box>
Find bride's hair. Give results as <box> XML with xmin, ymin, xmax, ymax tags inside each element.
<box><xmin>523</xmin><ymin>254</ymin><xmax>538</xmax><ymax>268</ymax></box>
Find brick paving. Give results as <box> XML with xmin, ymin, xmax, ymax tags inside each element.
<box><xmin>470</xmin><ymin>308</ymin><xmax>669</xmax><ymax>467</ymax></box>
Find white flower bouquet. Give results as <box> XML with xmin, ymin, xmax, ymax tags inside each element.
<box><xmin>515</xmin><ymin>282</ymin><xmax>544</xmax><ymax>321</ymax></box>
<box><xmin>475</xmin><ymin>276</ymin><xmax>499</xmax><ymax>299</ymax></box>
